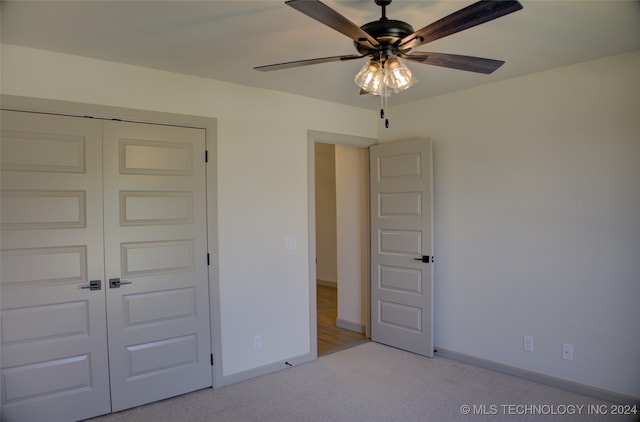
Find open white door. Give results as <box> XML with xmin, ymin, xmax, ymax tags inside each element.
<box><xmin>0</xmin><ymin>111</ymin><xmax>111</xmax><ymax>421</ymax></box>
<box><xmin>102</xmin><ymin>120</ymin><xmax>212</xmax><ymax>412</ymax></box>
<box><xmin>370</xmin><ymin>138</ymin><xmax>434</xmax><ymax>357</ymax></box>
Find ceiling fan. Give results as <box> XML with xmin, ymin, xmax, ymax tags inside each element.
<box><xmin>255</xmin><ymin>0</ymin><xmax>523</xmax><ymax>87</ymax></box>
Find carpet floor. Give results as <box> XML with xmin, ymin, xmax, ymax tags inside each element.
<box><xmin>89</xmin><ymin>342</ymin><xmax>637</xmax><ymax>421</ymax></box>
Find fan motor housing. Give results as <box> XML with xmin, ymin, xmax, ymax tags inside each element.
<box><xmin>355</xmin><ymin>19</ymin><xmax>415</xmax><ymax>55</ymax></box>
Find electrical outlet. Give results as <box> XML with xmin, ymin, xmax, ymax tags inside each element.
<box><xmin>562</xmin><ymin>343</ymin><xmax>573</xmax><ymax>360</ymax></box>
<box><xmin>523</xmin><ymin>336</ymin><xmax>533</xmax><ymax>352</ymax></box>
<box><xmin>284</xmin><ymin>236</ymin><xmax>297</xmax><ymax>250</ymax></box>
<box><xmin>254</xmin><ymin>335</ymin><xmax>262</xmax><ymax>351</ymax></box>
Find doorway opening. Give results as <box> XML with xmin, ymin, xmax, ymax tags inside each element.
<box><xmin>308</xmin><ymin>133</ymin><xmax>434</xmax><ymax>360</ymax></box>
<box><xmin>314</xmin><ymin>142</ymin><xmax>369</xmax><ymax>356</ymax></box>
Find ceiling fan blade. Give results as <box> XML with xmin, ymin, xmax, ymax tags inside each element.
<box><xmin>286</xmin><ymin>0</ymin><xmax>379</xmax><ymax>47</ymax></box>
<box><xmin>254</xmin><ymin>54</ymin><xmax>364</xmax><ymax>72</ymax></box>
<box><xmin>398</xmin><ymin>0</ymin><xmax>522</xmax><ymax>50</ymax></box>
<box><xmin>401</xmin><ymin>52</ymin><xmax>505</xmax><ymax>74</ymax></box>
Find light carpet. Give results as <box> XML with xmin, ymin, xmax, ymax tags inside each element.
<box><xmin>89</xmin><ymin>342</ymin><xmax>637</xmax><ymax>421</ymax></box>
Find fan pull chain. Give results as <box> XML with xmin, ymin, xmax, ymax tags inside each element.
<box><xmin>380</xmin><ymin>81</ymin><xmax>389</xmax><ymax>128</ymax></box>
<box><xmin>384</xmin><ymin>88</ymin><xmax>389</xmax><ymax>128</ymax></box>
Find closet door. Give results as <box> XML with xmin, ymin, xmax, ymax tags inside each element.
<box><xmin>0</xmin><ymin>111</ymin><xmax>111</xmax><ymax>421</ymax></box>
<box><xmin>102</xmin><ymin>120</ymin><xmax>212</xmax><ymax>411</ymax></box>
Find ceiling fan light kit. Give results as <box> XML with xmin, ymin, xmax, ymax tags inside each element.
<box><xmin>255</xmin><ymin>0</ymin><xmax>523</xmax><ymax>126</ymax></box>
<box><xmin>354</xmin><ymin>60</ymin><xmax>385</xmax><ymax>95</ymax></box>
<box><xmin>383</xmin><ymin>57</ymin><xmax>417</xmax><ymax>94</ymax></box>
<box><xmin>355</xmin><ymin>57</ymin><xmax>417</xmax><ymax>94</ymax></box>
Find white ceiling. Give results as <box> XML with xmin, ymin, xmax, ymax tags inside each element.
<box><xmin>2</xmin><ymin>1</ymin><xmax>639</xmax><ymax>110</ymax></box>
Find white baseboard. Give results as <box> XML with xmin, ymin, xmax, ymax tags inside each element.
<box><xmin>336</xmin><ymin>318</ymin><xmax>365</xmax><ymax>334</ymax></box>
<box><xmin>435</xmin><ymin>348</ymin><xmax>639</xmax><ymax>405</ymax></box>
<box><xmin>220</xmin><ymin>351</ymin><xmax>315</xmax><ymax>387</ymax></box>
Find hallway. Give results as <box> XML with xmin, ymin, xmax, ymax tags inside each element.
<box><xmin>317</xmin><ymin>284</ymin><xmax>368</xmax><ymax>356</ymax></box>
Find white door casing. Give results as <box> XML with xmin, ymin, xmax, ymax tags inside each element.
<box><xmin>370</xmin><ymin>138</ymin><xmax>434</xmax><ymax>357</ymax></box>
<box><xmin>0</xmin><ymin>111</ymin><xmax>111</xmax><ymax>422</ymax></box>
<box><xmin>102</xmin><ymin>120</ymin><xmax>212</xmax><ymax>412</ymax></box>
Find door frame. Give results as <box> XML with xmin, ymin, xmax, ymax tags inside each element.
<box><xmin>0</xmin><ymin>94</ymin><xmax>223</xmax><ymax>388</ymax></box>
<box><xmin>307</xmin><ymin>130</ymin><xmax>377</xmax><ymax>357</ymax></box>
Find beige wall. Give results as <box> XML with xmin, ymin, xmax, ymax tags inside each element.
<box><xmin>314</xmin><ymin>143</ymin><xmax>337</xmax><ymax>285</ymax></box>
<box><xmin>315</xmin><ymin>142</ymin><xmax>368</xmax><ymax>331</ymax></box>
<box><xmin>3</xmin><ymin>42</ymin><xmax>639</xmax><ymax>398</ymax></box>
<box><xmin>379</xmin><ymin>50</ymin><xmax>640</xmax><ymax>398</ymax></box>
<box><xmin>0</xmin><ymin>45</ymin><xmax>377</xmax><ymax>379</ymax></box>
<box><xmin>335</xmin><ymin>144</ymin><xmax>368</xmax><ymax>330</ymax></box>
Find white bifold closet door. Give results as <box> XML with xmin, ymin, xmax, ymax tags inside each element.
<box><xmin>1</xmin><ymin>110</ymin><xmax>212</xmax><ymax>421</ymax></box>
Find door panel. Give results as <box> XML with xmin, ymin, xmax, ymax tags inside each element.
<box><xmin>1</xmin><ymin>111</ymin><xmax>213</xmax><ymax>420</ymax></box>
<box><xmin>103</xmin><ymin>121</ymin><xmax>211</xmax><ymax>412</ymax></box>
<box><xmin>0</xmin><ymin>111</ymin><xmax>111</xmax><ymax>422</ymax></box>
<box><xmin>370</xmin><ymin>139</ymin><xmax>433</xmax><ymax>357</ymax></box>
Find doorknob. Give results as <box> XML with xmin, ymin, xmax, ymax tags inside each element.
<box><xmin>80</xmin><ymin>280</ymin><xmax>102</xmax><ymax>290</ymax></box>
<box><xmin>109</xmin><ymin>277</ymin><xmax>133</xmax><ymax>288</ymax></box>
<box><xmin>413</xmin><ymin>256</ymin><xmax>433</xmax><ymax>263</ymax></box>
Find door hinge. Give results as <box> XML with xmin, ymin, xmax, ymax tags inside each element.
<box><xmin>205</xmin><ymin>150</ymin><xmax>208</xmax><ymax>163</ymax></box>
<box><xmin>207</xmin><ymin>253</ymin><xmax>210</xmax><ymax>266</ymax></box>
<box><xmin>210</xmin><ymin>353</ymin><xmax>214</xmax><ymax>366</ymax></box>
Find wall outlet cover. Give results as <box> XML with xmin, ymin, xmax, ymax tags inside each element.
<box><xmin>284</xmin><ymin>236</ymin><xmax>297</xmax><ymax>250</ymax></box>
<box><xmin>523</xmin><ymin>335</ymin><xmax>533</xmax><ymax>352</ymax></box>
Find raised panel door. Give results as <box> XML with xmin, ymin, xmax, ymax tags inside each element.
<box><xmin>102</xmin><ymin>120</ymin><xmax>211</xmax><ymax>412</ymax></box>
<box><xmin>370</xmin><ymin>138</ymin><xmax>434</xmax><ymax>357</ymax></box>
<box><xmin>0</xmin><ymin>111</ymin><xmax>111</xmax><ymax>421</ymax></box>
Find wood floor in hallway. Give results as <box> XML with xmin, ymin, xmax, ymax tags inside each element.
<box><xmin>317</xmin><ymin>284</ymin><xmax>368</xmax><ymax>356</ymax></box>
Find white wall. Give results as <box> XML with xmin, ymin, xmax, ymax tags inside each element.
<box><xmin>0</xmin><ymin>45</ymin><xmax>377</xmax><ymax>378</ymax></box>
<box><xmin>379</xmin><ymin>50</ymin><xmax>640</xmax><ymax>398</ymax></box>
<box><xmin>4</xmin><ymin>43</ymin><xmax>639</xmax><ymax>399</ymax></box>
<box><xmin>314</xmin><ymin>143</ymin><xmax>337</xmax><ymax>285</ymax></box>
<box><xmin>335</xmin><ymin>144</ymin><xmax>368</xmax><ymax>330</ymax></box>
